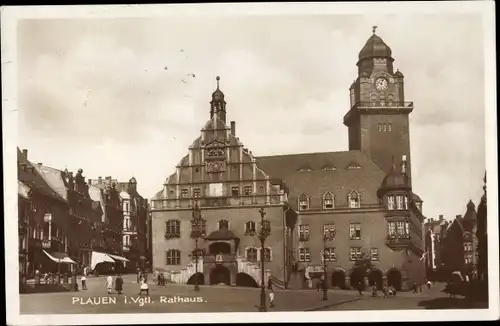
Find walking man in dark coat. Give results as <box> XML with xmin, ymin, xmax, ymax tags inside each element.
<box><xmin>115</xmin><ymin>274</ymin><xmax>124</xmax><ymax>294</ymax></box>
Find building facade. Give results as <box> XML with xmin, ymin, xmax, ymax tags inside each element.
<box><xmin>423</xmin><ymin>215</ymin><xmax>449</xmax><ymax>281</ymax></box>
<box><xmin>476</xmin><ymin>173</ymin><xmax>487</xmax><ymax>283</ymax></box>
<box><xmin>151</xmin><ymin>29</ymin><xmax>426</xmax><ymax>290</ymax></box>
<box><xmin>441</xmin><ymin>200</ymin><xmax>478</xmax><ymax>281</ymax></box>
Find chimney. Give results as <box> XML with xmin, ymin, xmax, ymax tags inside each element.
<box><xmin>401</xmin><ymin>154</ymin><xmax>407</xmax><ymax>174</ymax></box>
<box><xmin>439</xmin><ymin>214</ymin><xmax>443</xmax><ymax>221</ymax></box>
<box><xmin>22</xmin><ymin>149</ymin><xmax>28</xmax><ymax>159</ymax></box>
<box><xmin>98</xmin><ymin>176</ymin><xmax>102</xmax><ymax>183</ymax></box>
<box><xmin>456</xmin><ymin>214</ymin><xmax>462</xmax><ymax>219</ymax></box>
<box><xmin>230</xmin><ymin>121</ymin><xmax>236</xmax><ymax>136</ymax></box>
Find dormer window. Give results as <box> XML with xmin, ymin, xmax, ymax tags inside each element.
<box><xmin>298</xmin><ymin>167</ymin><xmax>312</xmax><ymax>172</ymax></box>
<box><xmin>298</xmin><ymin>193</ymin><xmax>309</xmax><ymax>211</ymax></box>
<box><xmin>323</xmin><ymin>166</ymin><xmax>336</xmax><ymax>171</ymax></box>
<box><xmin>218</xmin><ymin>219</ymin><xmax>229</xmax><ymax>230</ymax></box>
<box><xmin>322</xmin><ymin>192</ymin><xmax>334</xmax><ymax>210</ymax></box>
<box><xmin>347</xmin><ymin>162</ymin><xmax>362</xmax><ymax>170</ymax></box>
<box><xmin>348</xmin><ymin>191</ymin><xmax>361</xmax><ymax>209</ymax></box>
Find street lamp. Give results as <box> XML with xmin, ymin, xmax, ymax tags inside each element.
<box><xmin>322</xmin><ymin>228</ymin><xmax>335</xmax><ymax>301</ymax></box>
<box><xmin>191</xmin><ymin>202</ymin><xmax>203</xmax><ymax>292</ymax></box>
<box><xmin>258</xmin><ymin>207</ymin><xmax>269</xmax><ymax>312</ymax></box>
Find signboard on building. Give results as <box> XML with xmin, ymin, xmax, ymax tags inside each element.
<box><xmin>306</xmin><ymin>265</ymin><xmax>324</xmax><ymax>274</ymax></box>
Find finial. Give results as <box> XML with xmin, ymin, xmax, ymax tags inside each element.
<box><xmin>216</xmin><ymin>76</ymin><xmax>220</xmax><ymax>89</ymax></box>
<box><xmin>372</xmin><ymin>26</ymin><xmax>378</xmax><ymax>34</ymax></box>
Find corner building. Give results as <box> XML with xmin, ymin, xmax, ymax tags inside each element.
<box><xmin>151</xmin><ymin>30</ymin><xmax>425</xmax><ymax>291</ymax></box>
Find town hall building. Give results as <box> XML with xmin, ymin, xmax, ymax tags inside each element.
<box><xmin>150</xmin><ymin>29</ymin><xmax>426</xmax><ymax>291</ymax></box>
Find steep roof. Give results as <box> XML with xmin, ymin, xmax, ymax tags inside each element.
<box><xmin>256</xmin><ymin>150</ymin><xmax>386</xmax><ymax>210</ymax></box>
<box><xmin>17</xmin><ymin>148</ymin><xmax>65</xmax><ymax>203</ymax></box>
<box><xmin>33</xmin><ymin>164</ymin><xmax>69</xmax><ymax>201</ymax></box>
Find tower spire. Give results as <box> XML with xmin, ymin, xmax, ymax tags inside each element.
<box><xmin>210</xmin><ymin>75</ymin><xmax>226</xmax><ymax>122</ymax></box>
<box><xmin>216</xmin><ymin>76</ymin><xmax>220</xmax><ymax>89</ymax></box>
<box><xmin>372</xmin><ymin>25</ymin><xmax>378</xmax><ymax>34</ymax></box>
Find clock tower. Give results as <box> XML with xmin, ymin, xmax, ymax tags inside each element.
<box><xmin>344</xmin><ymin>27</ymin><xmax>414</xmax><ymax>185</ymax></box>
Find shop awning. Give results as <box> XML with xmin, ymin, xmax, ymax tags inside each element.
<box><xmin>43</xmin><ymin>250</ymin><xmax>77</xmax><ymax>264</ymax></box>
<box><xmin>107</xmin><ymin>253</ymin><xmax>129</xmax><ymax>262</ymax></box>
<box><xmin>91</xmin><ymin>251</ymin><xmax>115</xmax><ymax>270</ymax></box>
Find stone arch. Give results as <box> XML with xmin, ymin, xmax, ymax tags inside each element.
<box><xmin>368</xmin><ymin>268</ymin><xmax>384</xmax><ymax>290</ymax></box>
<box><xmin>386</xmin><ymin>268</ymin><xmax>402</xmax><ymax>291</ymax></box>
<box><xmin>187</xmin><ymin>273</ymin><xmax>205</xmax><ymax>286</ymax></box>
<box><xmin>331</xmin><ymin>268</ymin><xmax>347</xmax><ymax>289</ymax></box>
<box><xmin>235</xmin><ymin>273</ymin><xmax>259</xmax><ymax>288</ymax></box>
<box><xmin>209</xmin><ymin>265</ymin><xmax>231</xmax><ymax>285</ymax></box>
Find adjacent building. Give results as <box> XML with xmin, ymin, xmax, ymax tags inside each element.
<box><xmin>441</xmin><ymin>200</ymin><xmax>479</xmax><ymax>281</ymax></box>
<box><xmin>476</xmin><ymin>172</ymin><xmax>487</xmax><ymax>283</ymax></box>
<box><xmin>423</xmin><ymin>215</ymin><xmax>449</xmax><ymax>281</ymax></box>
<box><xmin>151</xmin><ymin>29</ymin><xmax>426</xmax><ymax>291</ymax></box>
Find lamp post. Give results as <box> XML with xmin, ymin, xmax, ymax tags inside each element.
<box><xmin>258</xmin><ymin>207</ymin><xmax>269</xmax><ymax>312</ymax></box>
<box><xmin>322</xmin><ymin>229</ymin><xmax>334</xmax><ymax>301</ymax></box>
<box><xmin>192</xmin><ymin>202</ymin><xmax>202</xmax><ymax>292</ymax></box>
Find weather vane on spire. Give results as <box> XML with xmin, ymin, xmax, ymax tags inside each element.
<box><xmin>372</xmin><ymin>25</ymin><xmax>378</xmax><ymax>34</ymax></box>
<box><xmin>216</xmin><ymin>76</ymin><xmax>220</xmax><ymax>89</ymax></box>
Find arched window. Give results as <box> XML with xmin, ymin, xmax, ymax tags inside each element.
<box><xmin>246</xmin><ymin>247</ymin><xmax>258</xmax><ymax>262</ymax></box>
<box><xmin>322</xmin><ymin>192</ymin><xmax>334</xmax><ymax>210</ymax></box>
<box><xmin>298</xmin><ymin>193</ymin><xmax>309</xmax><ymax>211</ymax></box>
<box><xmin>218</xmin><ymin>219</ymin><xmax>229</xmax><ymax>230</ymax></box>
<box><xmin>348</xmin><ymin>191</ymin><xmax>361</xmax><ymax>208</ymax></box>
<box><xmin>260</xmin><ymin>247</ymin><xmax>272</xmax><ymax>262</ymax></box>
<box><xmin>165</xmin><ymin>249</ymin><xmax>181</xmax><ymax>265</ymax></box>
<box><xmin>244</xmin><ymin>221</ymin><xmax>256</xmax><ymax>235</ymax></box>
<box><xmin>380</xmin><ymin>95</ymin><xmax>385</xmax><ymax>107</ymax></box>
<box><xmin>165</xmin><ymin>219</ymin><xmax>181</xmax><ymax>238</ymax></box>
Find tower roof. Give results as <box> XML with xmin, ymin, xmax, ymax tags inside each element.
<box><xmin>211</xmin><ymin>76</ymin><xmax>225</xmax><ymax>101</ymax></box>
<box><xmin>377</xmin><ymin>157</ymin><xmax>409</xmax><ymax>196</ymax></box>
<box><xmin>358</xmin><ymin>27</ymin><xmax>393</xmax><ymax>61</ymax></box>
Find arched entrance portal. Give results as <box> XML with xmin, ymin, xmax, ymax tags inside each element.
<box><xmin>210</xmin><ymin>266</ymin><xmax>230</xmax><ymax>285</ymax></box>
<box><xmin>387</xmin><ymin>269</ymin><xmax>402</xmax><ymax>291</ymax></box>
<box><xmin>331</xmin><ymin>270</ymin><xmax>346</xmax><ymax>289</ymax></box>
<box><xmin>236</xmin><ymin>273</ymin><xmax>258</xmax><ymax>288</ymax></box>
<box><xmin>187</xmin><ymin>273</ymin><xmax>205</xmax><ymax>286</ymax></box>
<box><xmin>368</xmin><ymin>269</ymin><xmax>383</xmax><ymax>290</ymax></box>
<box><xmin>350</xmin><ymin>269</ymin><xmax>365</xmax><ymax>289</ymax></box>
<box><xmin>208</xmin><ymin>242</ymin><xmax>231</xmax><ymax>255</ymax></box>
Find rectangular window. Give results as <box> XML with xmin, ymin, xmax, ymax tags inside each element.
<box><xmin>349</xmin><ymin>247</ymin><xmax>362</xmax><ymax>261</ymax></box>
<box><xmin>404</xmin><ymin>196</ymin><xmax>409</xmax><ymax>209</ymax></box>
<box><xmin>193</xmin><ymin>188</ymin><xmax>201</xmax><ymax>198</ymax></box>
<box><xmin>299</xmin><ymin>225</ymin><xmax>310</xmax><ymax>241</ymax></box>
<box><xmin>323</xmin><ymin>224</ymin><xmax>336</xmax><ymax>239</ymax></box>
<box><xmin>323</xmin><ymin>198</ymin><xmax>334</xmax><ymax>210</ymax></box>
<box><xmin>299</xmin><ymin>248</ymin><xmax>311</xmax><ymax>262</ymax></box>
<box><xmin>181</xmin><ymin>188</ymin><xmax>189</xmax><ymax>198</ymax></box>
<box><xmin>370</xmin><ymin>248</ymin><xmax>379</xmax><ymax>261</ymax></box>
<box><xmin>165</xmin><ymin>250</ymin><xmax>181</xmax><ymax>265</ymax></box>
<box><xmin>464</xmin><ymin>254</ymin><xmax>473</xmax><ymax>264</ymax></box>
<box><xmin>246</xmin><ymin>248</ymin><xmax>258</xmax><ymax>262</ymax></box>
<box><xmin>349</xmin><ymin>223</ymin><xmax>361</xmax><ymax>240</ymax></box>
<box><xmin>244</xmin><ymin>186</ymin><xmax>252</xmax><ymax>196</ymax></box>
<box><xmin>245</xmin><ymin>221</ymin><xmax>256</xmax><ymax>234</ymax></box>
<box><xmin>209</xmin><ymin>183</ymin><xmax>223</xmax><ymax>197</ymax></box>
<box><xmin>396</xmin><ymin>221</ymin><xmax>406</xmax><ymax>237</ymax></box>
<box><xmin>387</xmin><ymin>196</ymin><xmax>395</xmax><ymax>210</ymax></box>
<box><xmin>396</xmin><ymin>195</ymin><xmax>404</xmax><ymax>210</ymax></box>
<box><xmin>231</xmin><ymin>186</ymin><xmax>239</xmax><ymax>196</ymax></box>
<box><xmin>321</xmin><ymin>248</ymin><xmax>336</xmax><ymax>262</ymax></box>
<box><xmin>349</xmin><ymin>196</ymin><xmax>360</xmax><ymax>208</ymax></box>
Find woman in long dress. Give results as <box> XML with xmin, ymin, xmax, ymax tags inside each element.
<box><xmin>106</xmin><ymin>275</ymin><xmax>113</xmax><ymax>294</ymax></box>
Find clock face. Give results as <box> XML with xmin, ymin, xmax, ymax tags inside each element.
<box><xmin>375</xmin><ymin>78</ymin><xmax>388</xmax><ymax>91</ymax></box>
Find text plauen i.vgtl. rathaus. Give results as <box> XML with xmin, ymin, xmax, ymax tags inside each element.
<box><xmin>150</xmin><ymin>28</ymin><xmax>426</xmax><ymax>291</ymax></box>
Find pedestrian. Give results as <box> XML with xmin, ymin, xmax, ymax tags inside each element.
<box><xmin>419</xmin><ymin>283</ymin><xmax>422</xmax><ymax>293</ymax></box>
<box><xmin>83</xmin><ymin>266</ymin><xmax>88</xmax><ymax>277</ymax></box>
<box><xmin>413</xmin><ymin>283</ymin><xmax>418</xmax><ymax>294</ymax></box>
<box><xmin>316</xmin><ymin>279</ymin><xmax>321</xmax><ymax>292</ymax></box>
<box><xmin>106</xmin><ymin>275</ymin><xmax>113</xmax><ymax>294</ymax></box>
<box><xmin>267</xmin><ymin>277</ymin><xmax>273</xmax><ymax>291</ymax></box>
<box><xmin>371</xmin><ymin>285</ymin><xmax>377</xmax><ymax>297</ymax></box>
<box><xmin>357</xmin><ymin>281</ymin><xmax>364</xmax><ymax>296</ymax></box>
<box><xmin>269</xmin><ymin>289</ymin><xmax>275</xmax><ymax>308</ymax></box>
<box><xmin>382</xmin><ymin>285</ymin><xmax>389</xmax><ymax>298</ymax></box>
<box><xmin>81</xmin><ymin>275</ymin><xmax>87</xmax><ymax>290</ymax></box>
<box><xmin>115</xmin><ymin>274</ymin><xmax>123</xmax><ymax>294</ymax></box>
<box><xmin>137</xmin><ymin>268</ymin><xmax>141</xmax><ymax>283</ymax></box>
<box><xmin>139</xmin><ymin>277</ymin><xmax>149</xmax><ymax>296</ymax></box>
<box><xmin>427</xmin><ymin>280</ymin><xmax>431</xmax><ymax>289</ymax></box>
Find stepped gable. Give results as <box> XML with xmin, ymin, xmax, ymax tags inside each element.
<box><xmin>256</xmin><ymin>150</ymin><xmax>385</xmax><ymax>210</ymax></box>
<box><xmin>17</xmin><ymin>148</ymin><xmax>64</xmax><ymax>202</ymax></box>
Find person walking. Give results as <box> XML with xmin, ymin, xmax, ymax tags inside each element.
<box><xmin>106</xmin><ymin>275</ymin><xmax>113</xmax><ymax>294</ymax></box>
<box><xmin>382</xmin><ymin>285</ymin><xmax>389</xmax><ymax>298</ymax></box>
<box><xmin>357</xmin><ymin>281</ymin><xmax>364</xmax><ymax>296</ymax></box>
<box><xmin>81</xmin><ymin>275</ymin><xmax>87</xmax><ymax>290</ymax></box>
<box><xmin>427</xmin><ymin>280</ymin><xmax>431</xmax><ymax>290</ymax></box>
<box><xmin>269</xmin><ymin>289</ymin><xmax>275</xmax><ymax>308</ymax></box>
<box><xmin>115</xmin><ymin>274</ymin><xmax>123</xmax><ymax>294</ymax></box>
<box><xmin>413</xmin><ymin>283</ymin><xmax>418</xmax><ymax>294</ymax></box>
<box><xmin>139</xmin><ymin>276</ymin><xmax>149</xmax><ymax>296</ymax></box>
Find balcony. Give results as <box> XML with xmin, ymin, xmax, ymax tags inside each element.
<box><xmin>353</xmin><ymin>101</ymin><xmax>414</xmax><ymax>109</ymax></box>
<box><xmin>386</xmin><ymin>235</ymin><xmax>411</xmax><ymax>249</ymax></box>
<box><xmin>203</xmin><ymin>253</ymin><xmax>237</xmax><ymax>264</ymax></box>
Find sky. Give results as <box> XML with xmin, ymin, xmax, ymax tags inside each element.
<box><xmin>16</xmin><ymin>12</ymin><xmax>487</xmax><ymax>221</ymax></box>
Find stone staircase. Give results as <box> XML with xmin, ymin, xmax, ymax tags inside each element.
<box><xmin>165</xmin><ymin>258</ymin><xmax>204</xmax><ymax>284</ymax></box>
<box><xmin>236</xmin><ymin>256</ymin><xmax>271</xmax><ymax>287</ymax></box>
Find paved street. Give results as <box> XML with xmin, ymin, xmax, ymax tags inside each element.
<box><xmin>20</xmin><ymin>276</ymin><xmax>487</xmax><ymax>314</ymax></box>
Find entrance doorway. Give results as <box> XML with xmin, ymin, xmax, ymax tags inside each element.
<box><xmin>387</xmin><ymin>269</ymin><xmax>402</xmax><ymax>291</ymax></box>
<box><xmin>187</xmin><ymin>273</ymin><xmax>205</xmax><ymax>286</ymax></box>
<box><xmin>368</xmin><ymin>269</ymin><xmax>384</xmax><ymax>290</ymax></box>
<box><xmin>210</xmin><ymin>266</ymin><xmax>230</xmax><ymax>285</ymax></box>
<box><xmin>331</xmin><ymin>270</ymin><xmax>346</xmax><ymax>289</ymax></box>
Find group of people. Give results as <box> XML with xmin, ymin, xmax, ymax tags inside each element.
<box><xmin>105</xmin><ymin>274</ymin><xmax>125</xmax><ymax>294</ymax></box>
<box><xmin>154</xmin><ymin>270</ymin><xmax>167</xmax><ymax>286</ymax></box>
